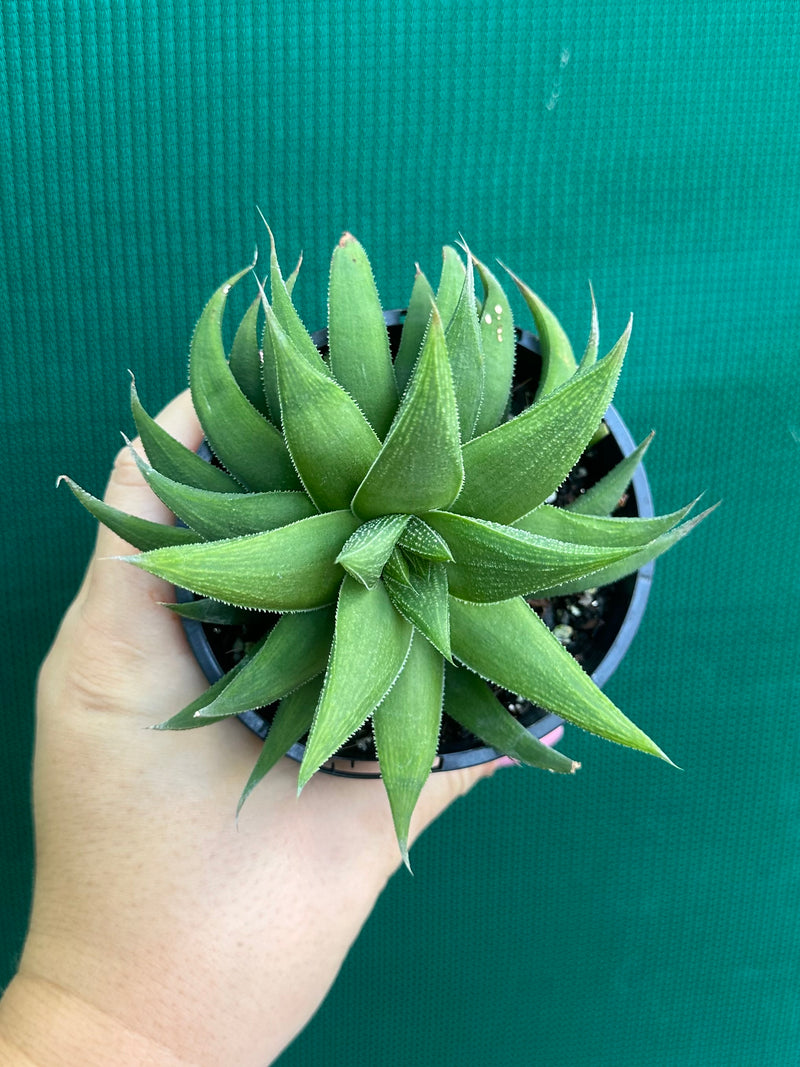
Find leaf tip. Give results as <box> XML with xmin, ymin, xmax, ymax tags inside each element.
<box><xmin>643</xmin><ymin>735</ymin><xmax>679</xmax><ymax>767</ymax></box>
<box><xmin>297</xmin><ymin>766</ymin><xmax>314</xmax><ymax>796</ymax></box>
<box><xmin>399</xmin><ymin>842</ymin><xmax>413</xmax><ymax>874</ymax></box>
<box><xmin>236</xmin><ymin>787</ymin><xmax>250</xmax><ymax>820</ymax></box>
<box><xmin>251</xmin><ymin>269</ymin><xmax>270</xmax><ymax>314</ymax></box>
<box><xmin>685</xmin><ymin>499</ymin><xmax>721</xmax><ymax>531</ymax></box>
<box><xmin>455</xmin><ymin>233</ymin><xmax>472</xmax><ymax>259</ymax></box>
<box><xmin>495</xmin><ymin>258</ymin><xmax>519</xmax><ymax>287</ymax></box>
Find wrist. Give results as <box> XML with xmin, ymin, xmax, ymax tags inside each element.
<box><xmin>0</xmin><ymin>972</ymin><xmax>191</xmax><ymax>1067</ymax></box>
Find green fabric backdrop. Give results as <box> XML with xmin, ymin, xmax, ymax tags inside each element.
<box><xmin>2</xmin><ymin>2</ymin><xmax>798</xmax><ymax>1064</ymax></box>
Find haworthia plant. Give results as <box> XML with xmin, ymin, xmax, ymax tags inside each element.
<box><xmin>64</xmin><ymin>229</ymin><xmax>711</xmax><ymax>864</ymax></box>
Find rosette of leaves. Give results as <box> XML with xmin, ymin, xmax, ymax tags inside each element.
<box><xmin>64</xmin><ymin>232</ymin><xmax>710</xmax><ymax>866</ymax></box>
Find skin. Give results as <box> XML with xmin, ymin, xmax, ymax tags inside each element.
<box><xmin>0</xmin><ymin>391</ymin><xmax>560</xmax><ymax>1066</ymax></box>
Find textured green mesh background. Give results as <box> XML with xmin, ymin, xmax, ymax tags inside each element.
<box><xmin>1</xmin><ymin>2</ymin><xmax>798</xmax><ymax>1064</ymax></box>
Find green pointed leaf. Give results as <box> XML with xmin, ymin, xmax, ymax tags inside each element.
<box><xmin>298</xmin><ymin>577</ymin><xmax>413</xmax><ymax>788</ymax></box>
<box><xmin>189</xmin><ymin>268</ymin><xmax>300</xmax><ymax>491</ymax></box>
<box><xmin>258</xmin><ymin>239</ymin><xmax>325</xmax><ymax>428</ymax></box>
<box><xmin>336</xmin><ymin>514</ymin><xmax>411</xmax><ymax>588</ymax></box>
<box><xmin>284</xmin><ymin>251</ymin><xmax>302</xmax><ymax>295</ymax></box>
<box><xmin>59</xmin><ymin>477</ymin><xmax>201</xmax><ymax>551</ymax></box>
<box><xmin>164</xmin><ymin>598</ymin><xmax>251</xmax><ymax>625</ymax></box>
<box><xmin>405</xmin><ymin>549</ymin><xmax>433</xmax><ymax>578</ymax></box>
<box><xmin>397</xmin><ymin>516</ymin><xmax>453</xmax><ymax>562</ymax></box>
<box><xmin>130</xmin><ymin>379</ymin><xmax>242</xmax><ymax>493</ymax></box>
<box><xmin>579</xmin><ymin>283</ymin><xmax>599</xmax><ymax>370</ymax></box>
<box><xmin>435</xmin><ymin>245</ymin><xmax>466</xmax><ymax>327</ymax></box>
<box><xmin>197</xmin><ymin>607</ymin><xmax>335</xmax><ymax>719</ymax></box>
<box><xmin>237</xmin><ymin>677</ymin><xmax>323</xmax><ymax>815</ymax></box>
<box><xmin>384</xmin><ymin>560</ymin><xmax>451</xmax><ymax>661</ymax></box>
<box><xmin>170</xmin><ymin>484</ymin><xmax>316</xmax><ymax>539</ymax></box>
<box><xmin>384</xmin><ymin>546</ymin><xmax>412</xmax><ymax>586</ymax></box>
<box><xmin>503</xmin><ymin>264</ymin><xmax>578</xmax><ymax>398</ymax></box>
<box><xmin>529</xmin><ymin>505</ymin><xmax>717</xmax><ymax>598</ymax></box>
<box><xmin>427</xmin><ymin>511</ymin><xmax>638</xmax><ymax>602</ymax></box>
<box><xmin>568</xmin><ymin>432</ymin><xmax>654</xmax><ymax>516</ymax></box>
<box><xmin>473</xmin><ymin>254</ymin><xmax>516</xmax><ymax>436</ymax></box>
<box><xmin>352</xmin><ymin>306</ymin><xmax>464</xmax><ymax>518</ymax></box>
<box><xmin>445</xmin><ymin>245</ymin><xmax>484</xmax><ymax>440</ymax></box>
<box><xmin>455</xmin><ymin>324</ymin><xmax>630</xmax><ymax>524</ymax></box>
<box><xmin>126</xmin><ymin>510</ymin><xmax>358</xmax><ymax>611</ymax></box>
<box><xmin>449</xmin><ymin>595</ymin><xmax>670</xmax><ymax>760</ymax></box>
<box><xmin>581</xmin><ymin>293</ymin><xmax>610</xmax><ymax>449</ymax></box>
<box><xmin>443</xmin><ymin>664</ymin><xmax>579</xmax><ymax>774</ymax></box>
<box><xmin>126</xmin><ymin>443</ymin><xmax>317</xmax><ymax>538</ymax></box>
<box><xmin>153</xmin><ymin>637</ymin><xmax>268</xmax><ymax>730</ymax></box>
<box><xmin>393</xmin><ymin>268</ymin><xmax>435</xmax><ymax>394</ymax></box>
<box><xmin>259</xmin><ymin>310</ymin><xmax>281</xmax><ymax>428</ymax></box>
<box><xmin>513</xmin><ymin>500</ymin><xmax>693</xmax><ymax>548</ymax></box>
<box><xmin>264</xmin><ymin>223</ymin><xmax>328</xmax><ymax>372</ymax></box>
<box><xmin>372</xmin><ymin>633</ymin><xmax>444</xmax><ymax>867</ymax></box>
<box><xmin>228</xmin><ymin>290</ymin><xmax>270</xmax><ymax>418</ymax></box>
<box><xmin>266</xmin><ymin>301</ymin><xmax>382</xmax><ymax>510</ymax></box>
<box><xmin>328</xmin><ymin>233</ymin><xmax>399</xmax><ymax>438</ymax></box>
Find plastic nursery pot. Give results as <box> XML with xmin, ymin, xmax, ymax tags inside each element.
<box><xmin>177</xmin><ymin>311</ymin><xmax>655</xmax><ymax>779</ymax></box>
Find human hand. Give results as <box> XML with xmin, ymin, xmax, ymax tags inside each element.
<box><xmin>0</xmin><ymin>390</ymin><xmax>562</xmax><ymax>1066</ymax></box>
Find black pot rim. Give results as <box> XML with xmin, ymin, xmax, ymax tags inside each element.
<box><xmin>177</xmin><ymin>316</ymin><xmax>655</xmax><ymax>776</ymax></box>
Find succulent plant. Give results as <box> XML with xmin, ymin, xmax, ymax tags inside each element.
<box><xmin>64</xmin><ymin>230</ymin><xmax>710</xmax><ymax>866</ymax></box>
